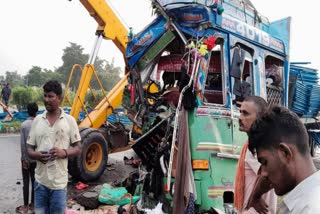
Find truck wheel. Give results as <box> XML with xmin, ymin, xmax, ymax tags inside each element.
<box><xmin>309</xmin><ymin>136</ymin><xmax>315</xmax><ymax>157</ymax></box>
<box><xmin>69</xmin><ymin>128</ymin><xmax>108</xmax><ymax>181</ymax></box>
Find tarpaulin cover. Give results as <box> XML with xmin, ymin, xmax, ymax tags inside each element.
<box><xmin>0</xmin><ymin>108</ymin><xmax>132</xmax><ymax>126</ymax></box>
<box><xmin>290</xmin><ymin>64</ymin><xmax>320</xmax><ymax>117</ymax></box>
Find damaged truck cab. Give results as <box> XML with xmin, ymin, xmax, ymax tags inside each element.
<box><xmin>125</xmin><ymin>0</ymin><xmax>290</xmax><ymax>212</ymax></box>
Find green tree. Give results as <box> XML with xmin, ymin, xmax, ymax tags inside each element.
<box><xmin>88</xmin><ymin>58</ymin><xmax>121</xmax><ymax>91</ymax></box>
<box><xmin>25</xmin><ymin>66</ymin><xmax>45</xmax><ymax>87</ymax></box>
<box><xmin>89</xmin><ymin>58</ymin><xmax>107</xmax><ymax>90</ymax></box>
<box><xmin>11</xmin><ymin>86</ymin><xmax>40</xmax><ymax>111</ymax></box>
<box><xmin>56</xmin><ymin>42</ymin><xmax>122</xmax><ymax>108</ymax></box>
<box><xmin>5</xmin><ymin>71</ymin><xmax>23</xmax><ymax>87</ymax></box>
<box><xmin>85</xmin><ymin>89</ymin><xmax>105</xmax><ymax>108</ymax></box>
<box><xmin>97</xmin><ymin>60</ymin><xmax>122</xmax><ymax>91</ymax></box>
<box><xmin>56</xmin><ymin>42</ymin><xmax>89</xmax><ymax>90</ymax></box>
<box><xmin>61</xmin><ymin>90</ymin><xmax>76</xmax><ymax>108</ymax></box>
<box><xmin>24</xmin><ymin>66</ymin><xmax>62</xmax><ymax>87</ymax></box>
<box><xmin>43</xmin><ymin>68</ymin><xmax>62</xmax><ymax>83</ymax></box>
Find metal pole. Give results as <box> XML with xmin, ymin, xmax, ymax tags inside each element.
<box><xmin>166</xmin><ymin>56</ymin><xmax>200</xmax><ymax>191</ymax></box>
<box><xmin>88</xmin><ymin>33</ymin><xmax>104</xmax><ymax>64</ymax></box>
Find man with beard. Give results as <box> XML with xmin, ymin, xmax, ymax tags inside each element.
<box><xmin>234</xmin><ymin>96</ymin><xmax>277</xmax><ymax>214</ymax></box>
<box><xmin>27</xmin><ymin>80</ymin><xmax>81</xmax><ymax>213</ymax></box>
<box><xmin>249</xmin><ymin>105</ymin><xmax>320</xmax><ymax>213</ymax></box>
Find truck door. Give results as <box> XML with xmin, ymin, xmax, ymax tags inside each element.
<box><xmin>228</xmin><ymin>39</ymin><xmax>257</xmax><ymax>151</ymax></box>
<box><xmin>189</xmin><ymin>34</ymin><xmax>247</xmax><ymax>211</ymax></box>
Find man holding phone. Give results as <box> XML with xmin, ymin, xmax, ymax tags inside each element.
<box><xmin>27</xmin><ymin>80</ymin><xmax>81</xmax><ymax>213</ymax></box>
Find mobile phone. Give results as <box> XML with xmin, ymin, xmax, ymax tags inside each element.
<box><xmin>40</xmin><ymin>151</ymin><xmax>51</xmax><ymax>158</ymax></box>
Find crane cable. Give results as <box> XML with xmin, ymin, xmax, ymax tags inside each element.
<box><xmin>106</xmin><ymin>0</ymin><xmax>130</xmax><ymax>30</ymax></box>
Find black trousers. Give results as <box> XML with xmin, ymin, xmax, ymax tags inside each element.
<box><xmin>21</xmin><ymin>161</ymin><xmax>36</xmax><ymax>206</ymax></box>
<box><xmin>2</xmin><ymin>98</ymin><xmax>9</xmax><ymax>106</ymax></box>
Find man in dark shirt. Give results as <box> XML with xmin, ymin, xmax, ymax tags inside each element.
<box><xmin>16</xmin><ymin>102</ymin><xmax>38</xmax><ymax>214</ymax></box>
<box><xmin>1</xmin><ymin>83</ymin><xmax>11</xmax><ymax>106</ymax></box>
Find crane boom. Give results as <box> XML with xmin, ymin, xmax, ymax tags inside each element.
<box><xmin>64</xmin><ymin>0</ymin><xmax>133</xmax><ymax>182</ymax></box>
<box><xmin>69</xmin><ymin>0</ymin><xmax>130</xmax><ymax>124</ymax></box>
<box><xmin>80</xmin><ymin>0</ymin><xmax>128</xmax><ymax>55</ymax></box>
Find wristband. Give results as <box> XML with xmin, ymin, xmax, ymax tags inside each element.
<box><xmin>63</xmin><ymin>149</ymin><xmax>68</xmax><ymax>158</ymax></box>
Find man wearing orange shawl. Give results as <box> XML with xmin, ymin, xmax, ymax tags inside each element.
<box><xmin>234</xmin><ymin>96</ymin><xmax>277</xmax><ymax>213</ymax></box>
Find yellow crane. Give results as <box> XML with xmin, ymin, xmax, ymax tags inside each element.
<box><xmin>64</xmin><ymin>0</ymin><xmax>131</xmax><ymax>181</ymax></box>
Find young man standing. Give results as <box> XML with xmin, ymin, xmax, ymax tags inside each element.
<box><xmin>234</xmin><ymin>96</ymin><xmax>277</xmax><ymax>214</ymax></box>
<box><xmin>249</xmin><ymin>105</ymin><xmax>320</xmax><ymax>213</ymax></box>
<box><xmin>27</xmin><ymin>80</ymin><xmax>81</xmax><ymax>213</ymax></box>
<box><xmin>16</xmin><ymin>103</ymin><xmax>38</xmax><ymax>214</ymax></box>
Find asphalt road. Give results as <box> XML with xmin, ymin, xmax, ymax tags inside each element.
<box><xmin>1</xmin><ymin>134</ymin><xmax>320</xmax><ymax>213</ymax></box>
<box><xmin>0</xmin><ymin>134</ymin><xmax>23</xmax><ymax>213</ymax></box>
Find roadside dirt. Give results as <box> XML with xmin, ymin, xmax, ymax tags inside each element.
<box><xmin>67</xmin><ymin>149</ymin><xmax>140</xmax><ymax>211</ymax></box>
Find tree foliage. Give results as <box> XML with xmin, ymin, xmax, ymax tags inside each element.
<box><xmin>5</xmin><ymin>71</ymin><xmax>23</xmax><ymax>87</ymax></box>
<box><xmin>85</xmin><ymin>89</ymin><xmax>105</xmax><ymax>108</ymax></box>
<box><xmin>3</xmin><ymin>42</ymin><xmax>122</xmax><ymax>110</ymax></box>
<box><xmin>25</xmin><ymin>66</ymin><xmax>62</xmax><ymax>87</ymax></box>
<box><xmin>56</xmin><ymin>42</ymin><xmax>89</xmax><ymax>90</ymax></box>
<box><xmin>56</xmin><ymin>42</ymin><xmax>122</xmax><ymax>92</ymax></box>
<box><xmin>91</xmin><ymin>60</ymin><xmax>122</xmax><ymax>91</ymax></box>
<box><xmin>11</xmin><ymin>86</ymin><xmax>42</xmax><ymax>111</ymax></box>
<box><xmin>25</xmin><ymin>66</ymin><xmax>44</xmax><ymax>86</ymax></box>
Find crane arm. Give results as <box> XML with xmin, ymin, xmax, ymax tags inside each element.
<box><xmin>68</xmin><ymin>0</ymin><xmax>131</xmax><ymax>125</ymax></box>
<box><xmin>80</xmin><ymin>0</ymin><xmax>128</xmax><ymax>55</ymax></box>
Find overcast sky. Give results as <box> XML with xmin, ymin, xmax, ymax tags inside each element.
<box><xmin>0</xmin><ymin>0</ymin><xmax>318</xmax><ymax>77</ymax></box>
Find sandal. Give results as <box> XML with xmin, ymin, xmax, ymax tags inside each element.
<box><xmin>28</xmin><ymin>203</ymin><xmax>35</xmax><ymax>214</ymax></box>
<box><xmin>15</xmin><ymin>205</ymin><xmax>28</xmax><ymax>214</ymax></box>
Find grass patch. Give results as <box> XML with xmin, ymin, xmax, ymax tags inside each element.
<box><xmin>0</xmin><ymin>121</ymin><xmax>22</xmax><ymax>133</ymax></box>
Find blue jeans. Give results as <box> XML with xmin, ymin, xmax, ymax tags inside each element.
<box><xmin>34</xmin><ymin>181</ymin><xmax>67</xmax><ymax>214</ymax></box>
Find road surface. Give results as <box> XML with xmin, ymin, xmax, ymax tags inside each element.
<box><xmin>0</xmin><ymin>134</ymin><xmax>23</xmax><ymax>213</ymax></box>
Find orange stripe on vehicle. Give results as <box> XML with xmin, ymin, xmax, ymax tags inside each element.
<box><xmin>196</xmin><ymin>144</ymin><xmax>234</xmax><ymax>152</ymax></box>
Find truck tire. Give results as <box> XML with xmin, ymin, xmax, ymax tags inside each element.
<box><xmin>69</xmin><ymin>128</ymin><xmax>108</xmax><ymax>181</ymax></box>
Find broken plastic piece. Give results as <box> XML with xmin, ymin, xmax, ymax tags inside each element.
<box><xmin>75</xmin><ymin>182</ymin><xmax>89</xmax><ymax>190</ymax></box>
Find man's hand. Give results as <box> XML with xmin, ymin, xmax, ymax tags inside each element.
<box><xmin>247</xmin><ymin>197</ymin><xmax>269</xmax><ymax>214</ymax></box>
<box><xmin>39</xmin><ymin>151</ymin><xmax>51</xmax><ymax>164</ymax></box>
<box><xmin>246</xmin><ymin>173</ymin><xmax>273</xmax><ymax>213</ymax></box>
<box><xmin>22</xmin><ymin>160</ymin><xmax>29</xmax><ymax>169</ymax></box>
<box><xmin>49</xmin><ymin>147</ymin><xmax>66</xmax><ymax>160</ymax></box>
<box><xmin>253</xmin><ymin>175</ymin><xmax>273</xmax><ymax>196</ymax></box>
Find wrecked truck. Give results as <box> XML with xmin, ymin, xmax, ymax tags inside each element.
<box><xmin>64</xmin><ymin>0</ymin><xmax>319</xmax><ymax>212</ymax></box>
<box><xmin>123</xmin><ymin>0</ymin><xmax>290</xmax><ymax>212</ymax></box>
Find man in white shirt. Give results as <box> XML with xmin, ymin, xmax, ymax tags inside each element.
<box><xmin>27</xmin><ymin>80</ymin><xmax>81</xmax><ymax>213</ymax></box>
<box><xmin>248</xmin><ymin>105</ymin><xmax>320</xmax><ymax>213</ymax></box>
